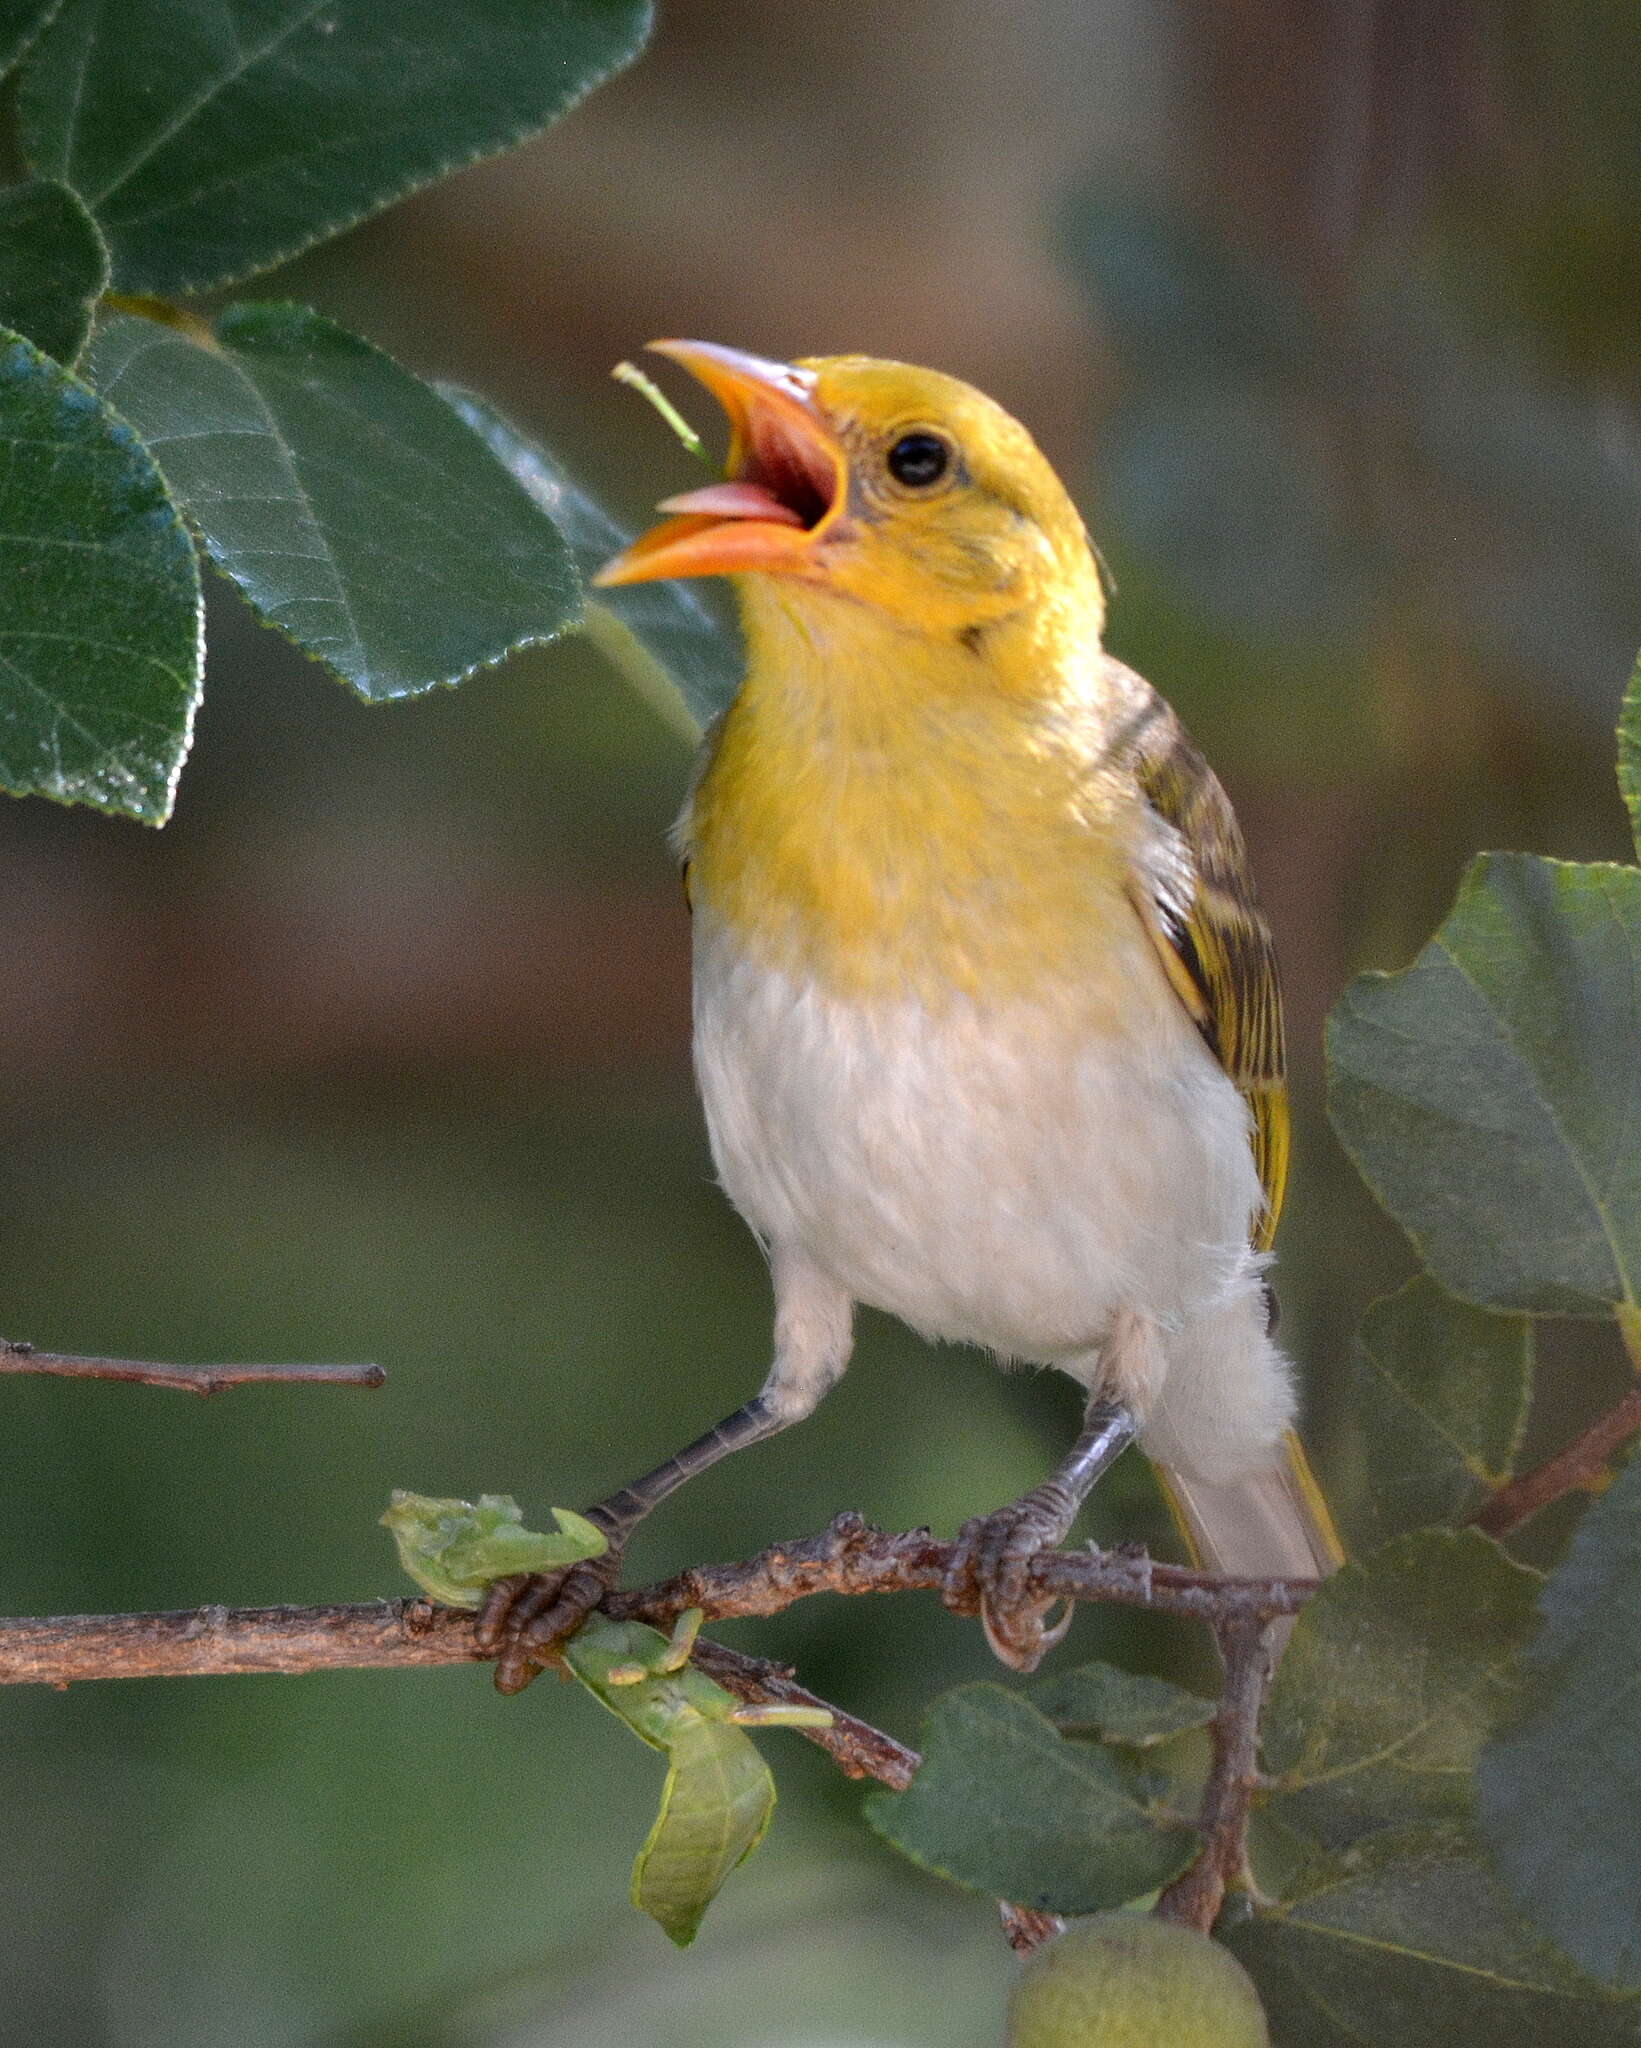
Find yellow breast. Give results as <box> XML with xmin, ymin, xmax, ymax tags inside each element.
<box><xmin>683</xmin><ymin>581</ymin><xmax>1153</xmax><ymax>1010</ymax></box>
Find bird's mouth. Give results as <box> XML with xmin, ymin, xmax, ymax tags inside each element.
<box><xmin>593</xmin><ymin>340</ymin><xmax>848</xmax><ymax>586</ymax></box>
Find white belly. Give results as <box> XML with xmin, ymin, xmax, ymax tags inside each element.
<box><xmin>691</xmin><ymin>913</ymin><xmax>1266</xmax><ymax>1376</ymax></box>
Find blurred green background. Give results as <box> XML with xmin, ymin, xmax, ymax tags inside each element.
<box><xmin>3</xmin><ymin>3</ymin><xmax>1639</xmax><ymax>2041</ymax></box>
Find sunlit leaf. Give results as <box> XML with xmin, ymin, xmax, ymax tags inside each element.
<box><xmin>20</xmin><ymin>0</ymin><xmax>654</xmax><ymax>294</ymax></box>
<box><xmin>1479</xmin><ymin>1454</ymin><xmax>1641</xmax><ymax>1987</ymax></box>
<box><xmin>1228</xmin><ymin>1827</ymin><xmax>1641</xmax><ymax>2047</ymax></box>
<box><xmin>562</xmin><ymin>1615</ymin><xmax>794</xmax><ymax>1947</ymax></box>
<box><xmin>0</xmin><ymin>329</ymin><xmax>201</xmax><ymax>822</ymax></box>
<box><xmin>380</xmin><ymin>1490</ymin><xmax>605</xmax><ymax>1609</ymax></box>
<box><xmin>1263</xmin><ymin>1528</ymin><xmax>1538</xmax><ymax>1840</ymax></box>
<box><xmin>86</xmin><ymin>307</ymin><xmax>580</xmax><ymax>700</ymax></box>
<box><xmin>865</xmin><ymin>1684</ymin><xmax>1194</xmax><ymax>1914</ymax></box>
<box><xmin>1328</xmin><ymin>852</ymin><xmax>1641</xmax><ymax>1315</ymax></box>
<box><xmin>1348</xmin><ymin>1275</ymin><xmax>1532</xmax><ymax>1546</ymax></box>
<box><xmin>0</xmin><ymin>177</ymin><xmax>107</xmax><ymax>365</ymax></box>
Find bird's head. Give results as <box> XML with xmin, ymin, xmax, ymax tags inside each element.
<box><xmin>595</xmin><ymin>342</ymin><xmax>1103</xmax><ymax>644</ymax></box>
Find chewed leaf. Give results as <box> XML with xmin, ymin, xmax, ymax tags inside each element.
<box><xmin>560</xmin><ymin>1614</ymin><xmax>809</xmax><ymax>1945</ymax></box>
<box><xmin>379</xmin><ymin>1491</ymin><xmax>604</xmax><ymax>1609</ymax></box>
<box><xmin>631</xmin><ymin>1716</ymin><xmax>775</xmax><ymax>1946</ymax></box>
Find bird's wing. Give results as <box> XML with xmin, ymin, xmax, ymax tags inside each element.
<box><xmin>1111</xmin><ymin>666</ymin><xmax>1289</xmax><ymax>1249</ymax></box>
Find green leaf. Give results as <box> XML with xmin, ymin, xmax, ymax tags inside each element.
<box><xmin>1263</xmin><ymin>1528</ymin><xmax>1539</xmax><ymax>1838</ymax></box>
<box><xmin>1478</xmin><ymin>1453</ymin><xmax>1641</xmax><ymax>1987</ymax></box>
<box><xmin>379</xmin><ymin>1490</ymin><xmax>604</xmax><ymax>1609</ymax></box>
<box><xmin>1348</xmin><ymin>1275</ymin><xmax>1532</xmax><ymax>1546</ymax></box>
<box><xmin>0</xmin><ymin>0</ymin><xmax>60</xmax><ymax>76</ymax></box>
<box><xmin>1227</xmin><ymin>1828</ymin><xmax>1641</xmax><ymax>2047</ymax></box>
<box><xmin>0</xmin><ymin>328</ymin><xmax>201</xmax><ymax>822</ymax></box>
<box><xmin>20</xmin><ymin>0</ymin><xmax>654</xmax><ymax>295</ymax></box>
<box><xmin>1029</xmin><ymin>1660</ymin><xmax>1215</xmax><ymax>1746</ymax></box>
<box><xmin>0</xmin><ymin>177</ymin><xmax>108</xmax><ymax>364</ymax></box>
<box><xmin>864</xmin><ymin>1684</ymin><xmax>1194</xmax><ymax>1914</ymax></box>
<box><xmin>1620</xmin><ymin>652</ymin><xmax>1641</xmax><ymax>859</ymax></box>
<box><xmin>561</xmin><ymin>1615</ymin><xmax>793</xmax><ymax>1947</ymax></box>
<box><xmin>438</xmin><ymin>385</ymin><xmax>740</xmax><ymax>731</ymax></box>
<box><xmin>630</xmin><ymin>1716</ymin><xmax>774</xmax><ymax>1947</ymax></box>
<box><xmin>1328</xmin><ymin>852</ymin><xmax>1641</xmax><ymax>1315</ymax></box>
<box><xmin>86</xmin><ymin>307</ymin><xmax>580</xmax><ymax>700</ymax></box>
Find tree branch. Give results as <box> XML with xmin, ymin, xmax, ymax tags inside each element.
<box><xmin>0</xmin><ymin>1511</ymin><xmax>1316</xmax><ymax>1957</ymax></box>
<box><xmin>1471</xmin><ymin>1381</ymin><xmax>1641</xmax><ymax>1539</ymax></box>
<box><xmin>0</xmin><ymin>1337</ymin><xmax>384</xmax><ymax>1395</ymax></box>
<box><xmin>1153</xmin><ymin>1614</ymin><xmax>1278</xmax><ymax>1933</ymax></box>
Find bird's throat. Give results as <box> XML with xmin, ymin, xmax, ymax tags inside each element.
<box><xmin>683</xmin><ymin>584</ymin><xmax>1137</xmax><ymax>1006</ymax></box>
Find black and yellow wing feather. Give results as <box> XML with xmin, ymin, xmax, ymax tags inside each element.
<box><xmin>1113</xmin><ymin>671</ymin><xmax>1290</xmax><ymax>1251</ymax></box>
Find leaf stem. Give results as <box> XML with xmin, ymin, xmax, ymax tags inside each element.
<box><xmin>1471</xmin><ymin>1375</ymin><xmax>1641</xmax><ymax>1539</ymax></box>
<box><xmin>611</xmin><ymin>360</ymin><xmax>711</xmax><ymax>465</ymax></box>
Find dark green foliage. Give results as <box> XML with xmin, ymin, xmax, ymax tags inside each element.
<box><xmin>1029</xmin><ymin>1661</ymin><xmax>1215</xmax><ymax>1746</ymax></box>
<box><xmin>1479</xmin><ymin>1454</ymin><xmax>1641</xmax><ymax>1987</ymax></box>
<box><xmin>0</xmin><ymin>0</ymin><xmax>656</xmax><ymax>818</ymax></box>
<box><xmin>0</xmin><ymin>177</ymin><xmax>106</xmax><ymax>363</ymax></box>
<box><xmin>440</xmin><ymin>385</ymin><xmax>741</xmax><ymax>730</ymax></box>
<box><xmin>87</xmin><ymin>307</ymin><xmax>581</xmax><ymax>701</ymax></box>
<box><xmin>1228</xmin><ymin>1830</ymin><xmax>1641</xmax><ymax>2048</ymax></box>
<box><xmin>0</xmin><ymin>0</ymin><xmax>58</xmax><ymax>75</ymax></box>
<box><xmin>0</xmin><ymin>329</ymin><xmax>200</xmax><ymax>822</ymax></box>
<box><xmin>1347</xmin><ymin>1276</ymin><xmax>1531</xmax><ymax>1546</ymax></box>
<box><xmin>865</xmin><ymin>1685</ymin><xmax>1195</xmax><ymax>1914</ymax></box>
<box><xmin>19</xmin><ymin>0</ymin><xmax>653</xmax><ymax>295</ymax></box>
<box><xmin>1329</xmin><ymin>851</ymin><xmax>1641</xmax><ymax>1314</ymax></box>
<box><xmin>1262</xmin><ymin>1529</ymin><xmax>1538</xmax><ymax>1840</ymax></box>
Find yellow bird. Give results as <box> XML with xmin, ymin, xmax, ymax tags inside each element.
<box><xmin>479</xmin><ymin>341</ymin><xmax>1343</xmax><ymax>1691</ymax></box>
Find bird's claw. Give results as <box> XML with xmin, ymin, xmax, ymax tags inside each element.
<box><xmin>476</xmin><ymin>1550</ymin><xmax>622</xmax><ymax>1696</ymax></box>
<box><xmin>941</xmin><ymin>1503</ymin><xmax>1072</xmax><ymax>1674</ymax></box>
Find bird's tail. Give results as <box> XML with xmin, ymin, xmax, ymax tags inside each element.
<box><xmin>1156</xmin><ymin>1430</ymin><xmax>1344</xmax><ymax>1584</ymax></box>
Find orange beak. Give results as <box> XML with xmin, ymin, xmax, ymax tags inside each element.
<box><xmin>593</xmin><ymin>340</ymin><xmax>849</xmax><ymax>586</ymax></box>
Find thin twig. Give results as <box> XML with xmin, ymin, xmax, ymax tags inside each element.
<box><xmin>1153</xmin><ymin>1615</ymin><xmax>1277</xmax><ymax>1933</ymax></box>
<box><xmin>1471</xmin><ymin>1383</ymin><xmax>1641</xmax><ymax>1539</ymax></box>
<box><xmin>0</xmin><ymin>1338</ymin><xmax>384</xmax><ymax>1396</ymax></box>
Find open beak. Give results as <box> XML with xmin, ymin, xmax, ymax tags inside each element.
<box><xmin>593</xmin><ymin>340</ymin><xmax>849</xmax><ymax>586</ymax></box>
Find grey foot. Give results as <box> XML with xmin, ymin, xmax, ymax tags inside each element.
<box><xmin>942</xmin><ymin>1500</ymin><xmax>1074</xmax><ymax>1673</ymax></box>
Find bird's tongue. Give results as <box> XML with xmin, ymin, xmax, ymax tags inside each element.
<box><xmin>655</xmin><ymin>480</ymin><xmax>805</xmax><ymax>527</ymax></box>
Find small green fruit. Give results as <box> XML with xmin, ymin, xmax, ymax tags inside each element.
<box><xmin>1006</xmin><ymin>1912</ymin><xmax>1268</xmax><ymax>2047</ymax></box>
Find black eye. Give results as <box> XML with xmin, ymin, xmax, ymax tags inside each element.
<box><xmin>887</xmin><ymin>431</ymin><xmax>950</xmax><ymax>488</ymax></box>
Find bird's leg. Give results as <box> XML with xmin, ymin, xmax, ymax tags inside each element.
<box><xmin>479</xmin><ymin>1250</ymin><xmax>854</xmax><ymax>1695</ymax></box>
<box><xmin>477</xmin><ymin>1397</ymin><xmax>791</xmax><ymax>1693</ymax></box>
<box><xmin>942</xmin><ymin>1396</ymin><xmax>1136</xmax><ymax>1672</ymax></box>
